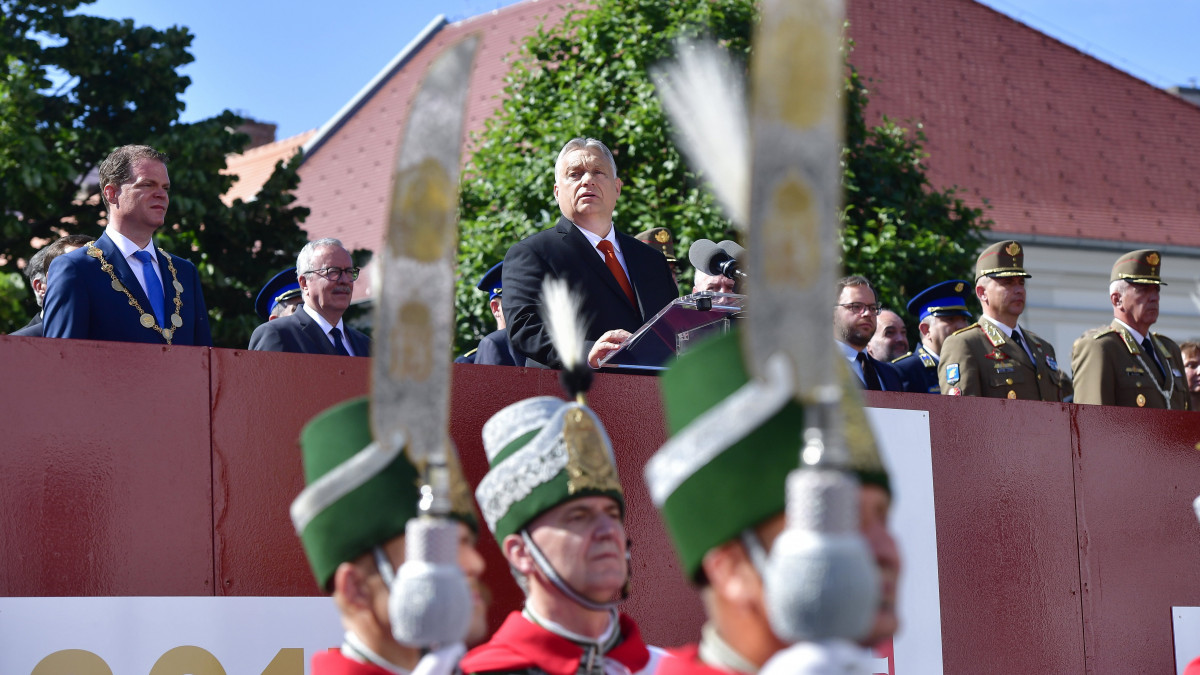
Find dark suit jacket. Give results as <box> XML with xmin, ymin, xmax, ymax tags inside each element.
<box><xmin>247</xmin><ymin>310</ymin><xmax>371</xmax><ymax>357</ymax></box>
<box><xmin>502</xmin><ymin>217</ymin><xmax>678</xmax><ymax>368</ymax></box>
<box><xmin>43</xmin><ymin>233</ymin><xmax>212</xmax><ymax>346</ymax></box>
<box><xmin>860</xmin><ymin>352</ymin><xmax>904</xmax><ymax>392</ymax></box>
<box><xmin>474</xmin><ymin>328</ymin><xmax>521</xmax><ymax>367</ymax></box>
<box><xmin>10</xmin><ymin>314</ymin><xmax>43</xmax><ymax>337</ymax></box>
<box><xmin>892</xmin><ymin>344</ymin><xmax>941</xmax><ymax>394</ymax></box>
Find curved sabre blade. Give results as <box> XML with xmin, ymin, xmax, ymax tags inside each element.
<box><xmin>372</xmin><ymin>36</ymin><xmax>480</xmax><ymax>471</ymax></box>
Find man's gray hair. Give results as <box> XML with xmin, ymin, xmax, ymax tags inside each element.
<box><xmin>1109</xmin><ymin>279</ymin><xmax>1130</xmax><ymax>297</ymax></box>
<box><xmin>26</xmin><ymin>234</ymin><xmax>95</xmax><ymax>307</ymax></box>
<box><xmin>555</xmin><ymin>138</ymin><xmax>618</xmax><ymax>180</ymax></box>
<box><xmin>297</xmin><ymin>238</ymin><xmax>346</xmax><ymax>275</ymax></box>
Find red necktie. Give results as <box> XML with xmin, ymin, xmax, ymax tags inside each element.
<box><xmin>597</xmin><ymin>239</ymin><xmax>637</xmax><ymax>307</ymax></box>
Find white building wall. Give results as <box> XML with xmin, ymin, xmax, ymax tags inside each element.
<box><xmin>1013</xmin><ymin>243</ymin><xmax>1200</xmax><ymax>378</ymax></box>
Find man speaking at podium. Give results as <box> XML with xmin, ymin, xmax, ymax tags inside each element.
<box><xmin>502</xmin><ymin>138</ymin><xmax>677</xmax><ymax>368</ymax></box>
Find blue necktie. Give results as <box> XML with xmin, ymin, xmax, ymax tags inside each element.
<box><xmin>330</xmin><ymin>327</ymin><xmax>351</xmax><ymax>356</ymax></box>
<box><xmin>132</xmin><ymin>250</ymin><xmax>166</xmax><ymax>328</ymax></box>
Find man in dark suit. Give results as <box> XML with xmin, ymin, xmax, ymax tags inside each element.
<box><xmin>248</xmin><ymin>238</ymin><xmax>370</xmax><ymax>357</ymax></box>
<box><xmin>834</xmin><ymin>275</ymin><xmax>903</xmax><ymax>391</ymax></box>
<box><xmin>502</xmin><ymin>137</ymin><xmax>678</xmax><ymax>368</ymax></box>
<box><xmin>10</xmin><ymin>234</ymin><xmax>94</xmax><ymax>337</ymax></box>
<box><xmin>43</xmin><ymin>145</ymin><xmax>212</xmax><ymax>346</ymax></box>
<box><xmin>465</xmin><ymin>262</ymin><xmax>522</xmax><ymax>367</ymax></box>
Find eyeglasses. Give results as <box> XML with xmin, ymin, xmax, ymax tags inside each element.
<box><xmin>305</xmin><ymin>266</ymin><xmax>360</xmax><ymax>281</ymax></box>
<box><xmin>836</xmin><ymin>302</ymin><xmax>881</xmax><ymax>316</ymax></box>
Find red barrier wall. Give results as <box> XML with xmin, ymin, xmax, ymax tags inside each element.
<box><xmin>3</xmin><ymin>336</ymin><xmax>1200</xmax><ymax>673</ymax></box>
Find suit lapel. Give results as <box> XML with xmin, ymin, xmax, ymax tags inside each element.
<box><xmin>97</xmin><ymin>233</ymin><xmax>156</xmax><ymax>313</ymax></box>
<box><xmin>295</xmin><ymin>311</ymin><xmax>336</xmax><ymax>355</ymax></box>
<box><xmin>154</xmin><ymin>246</ymin><xmax>178</xmax><ymax>320</ymax></box>
<box><xmin>559</xmin><ymin>218</ymin><xmax>639</xmax><ymax>317</ymax></box>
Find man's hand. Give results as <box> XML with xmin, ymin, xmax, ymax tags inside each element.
<box><xmin>588</xmin><ymin>329</ymin><xmax>632</xmax><ymax>368</ymax></box>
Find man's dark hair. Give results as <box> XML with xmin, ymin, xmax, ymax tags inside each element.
<box><xmin>25</xmin><ymin>234</ymin><xmax>95</xmax><ymax>306</ymax></box>
<box><xmin>98</xmin><ymin>144</ymin><xmax>169</xmax><ymax>206</ymax></box>
<box><xmin>836</xmin><ymin>274</ymin><xmax>876</xmax><ymax>302</ymax></box>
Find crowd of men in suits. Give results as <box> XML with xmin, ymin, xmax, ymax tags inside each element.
<box><xmin>8</xmin><ymin>140</ymin><xmax>1198</xmax><ymax>412</ymax></box>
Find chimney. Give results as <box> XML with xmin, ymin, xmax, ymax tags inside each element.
<box><xmin>236</xmin><ymin>118</ymin><xmax>278</xmax><ymax>150</ymax></box>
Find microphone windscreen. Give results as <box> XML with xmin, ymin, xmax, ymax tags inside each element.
<box><xmin>688</xmin><ymin>239</ymin><xmax>729</xmax><ymax>276</ymax></box>
<box><xmin>717</xmin><ymin>239</ymin><xmax>746</xmax><ymax>260</ymax></box>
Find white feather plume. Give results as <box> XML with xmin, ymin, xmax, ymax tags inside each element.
<box><xmin>652</xmin><ymin>39</ymin><xmax>750</xmax><ymax>229</ymax></box>
<box><xmin>541</xmin><ymin>278</ymin><xmax>586</xmax><ymax>372</ymax></box>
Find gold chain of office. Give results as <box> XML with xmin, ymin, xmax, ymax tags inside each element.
<box><xmin>86</xmin><ymin>242</ymin><xmax>184</xmax><ymax>345</ymax></box>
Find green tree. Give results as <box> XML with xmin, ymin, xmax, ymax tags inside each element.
<box><xmin>0</xmin><ymin>0</ymin><xmax>310</xmax><ymax>346</ymax></box>
<box><xmin>455</xmin><ymin>0</ymin><xmax>988</xmax><ymax>352</ymax></box>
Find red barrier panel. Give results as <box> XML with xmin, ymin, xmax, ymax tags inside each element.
<box><xmin>3</xmin><ymin>337</ymin><xmax>1200</xmax><ymax>672</ymax></box>
<box><xmin>0</xmin><ymin>336</ymin><xmax>214</xmax><ymax>596</ymax></box>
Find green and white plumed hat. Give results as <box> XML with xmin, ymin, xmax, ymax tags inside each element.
<box><xmin>289</xmin><ymin>396</ymin><xmax>476</xmax><ymax>590</ymax></box>
<box><xmin>475</xmin><ymin>395</ymin><xmax>624</xmax><ymax>542</ymax></box>
<box><xmin>475</xmin><ymin>279</ymin><xmax>625</xmax><ymax>543</ymax></box>
<box><xmin>644</xmin><ymin>329</ymin><xmax>890</xmax><ymax>582</ymax></box>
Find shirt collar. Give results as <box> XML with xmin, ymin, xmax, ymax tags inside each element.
<box><xmin>836</xmin><ymin>339</ymin><xmax>864</xmax><ymax>360</ymax></box>
<box><xmin>574</xmin><ymin>222</ymin><xmax>619</xmax><ymax>251</ymax></box>
<box><xmin>106</xmin><ymin>225</ymin><xmax>157</xmax><ymax>262</ymax></box>
<box><xmin>1113</xmin><ymin>318</ymin><xmax>1146</xmax><ymax>344</ymax></box>
<box><xmin>303</xmin><ymin>304</ymin><xmax>345</xmax><ymax>336</ymax></box>
<box><xmin>980</xmin><ymin>314</ymin><xmax>1018</xmax><ymax>340</ymax></box>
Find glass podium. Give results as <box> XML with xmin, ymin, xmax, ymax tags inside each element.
<box><xmin>597</xmin><ymin>292</ymin><xmax>746</xmax><ymax>371</ymax></box>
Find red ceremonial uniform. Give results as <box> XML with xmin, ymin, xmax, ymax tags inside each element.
<box><xmin>655</xmin><ymin>645</ymin><xmax>741</xmax><ymax>675</ymax></box>
<box><xmin>460</xmin><ymin>611</ymin><xmax>653</xmax><ymax>675</ymax></box>
<box><xmin>311</xmin><ymin>649</ymin><xmax>399</xmax><ymax>675</ymax></box>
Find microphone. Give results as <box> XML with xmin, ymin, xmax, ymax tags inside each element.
<box><xmin>717</xmin><ymin>239</ymin><xmax>745</xmax><ymax>261</ymax></box>
<box><xmin>688</xmin><ymin>239</ymin><xmax>746</xmax><ymax>280</ymax></box>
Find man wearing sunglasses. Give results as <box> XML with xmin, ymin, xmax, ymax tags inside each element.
<box><xmin>249</xmin><ymin>238</ymin><xmax>371</xmax><ymax>356</ymax></box>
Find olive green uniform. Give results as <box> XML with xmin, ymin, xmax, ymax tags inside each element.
<box><xmin>939</xmin><ymin>319</ymin><xmax>1063</xmax><ymax>401</ymax></box>
<box><xmin>1071</xmin><ymin>320</ymin><xmax>1191</xmax><ymax>409</ymax></box>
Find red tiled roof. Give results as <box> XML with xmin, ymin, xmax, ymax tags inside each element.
<box><xmin>846</xmin><ymin>0</ymin><xmax>1200</xmax><ymax>248</ymax></box>
<box><xmin>294</xmin><ymin>0</ymin><xmax>569</xmax><ymax>262</ymax></box>
<box><xmin>294</xmin><ymin>0</ymin><xmax>1200</xmax><ymax>263</ymax></box>
<box><xmin>222</xmin><ymin>130</ymin><xmax>315</xmax><ymax>206</ymax></box>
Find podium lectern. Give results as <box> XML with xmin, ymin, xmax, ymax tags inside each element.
<box><xmin>597</xmin><ymin>292</ymin><xmax>746</xmax><ymax>371</ymax></box>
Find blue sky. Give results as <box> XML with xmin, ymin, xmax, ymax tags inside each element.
<box><xmin>80</xmin><ymin>0</ymin><xmax>1200</xmax><ymax>141</ymax></box>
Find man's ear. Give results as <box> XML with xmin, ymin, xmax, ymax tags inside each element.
<box><xmin>102</xmin><ymin>183</ymin><xmax>118</xmax><ymax>208</ymax></box>
<box><xmin>502</xmin><ymin>534</ymin><xmax>534</xmax><ymax>575</ymax></box>
<box><xmin>700</xmin><ymin>539</ymin><xmax>760</xmax><ymax>606</ymax></box>
<box><xmin>298</xmin><ymin>273</ymin><xmax>310</xmax><ymax>294</ymax></box>
<box><xmin>31</xmin><ymin>277</ymin><xmax>47</xmax><ymax>301</ymax></box>
<box><xmin>918</xmin><ymin>321</ymin><xmax>932</xmax><ymax>339</ymax></box>
<box><xmin>615</xmin><ymin>177</ymin><xmax>623</xmax><ymax>196</ymax></box>
<box><xmin>332</xmin><ymin>561</ymin><xmax>373</xmax><ymax>612</ymax></box>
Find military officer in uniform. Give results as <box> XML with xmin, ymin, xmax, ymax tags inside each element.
<box><xmin>635</xmin><ymin>227</ymin><xmax>680</xmax><ymax>284</ymax></box>
<box><xmin>938</xmin><ymin>240</ymin><xmax>1063</xmax><ymax>400</ymax></box>
<box><xmin>892</xmin><ymin>280</ymin><xmax>973</xmax><ymax>393</ymax></box>
<box><xmin>289</xmin><ymin>398</ymin><xmax>487</xmax><ymax>674</ymax></box>
<box><xmin>461</xmin><ymin>385</ymin><xmax>664</xmax><ymax>675</ymax></box>
<box><xmin>1071</xmin><ymin>250</ymin><xmax>1191</xmax><ymax>409</ymax></box>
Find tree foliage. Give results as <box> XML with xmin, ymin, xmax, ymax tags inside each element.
<box><xmin>0</xmin><ymin>0</ymin><xmax>310</xmax><ymax>346</ymax></box>
<box><xmin>455</xmin><ymin>0</ymin><xmax>988</xmax><ymax>352</ymax></box>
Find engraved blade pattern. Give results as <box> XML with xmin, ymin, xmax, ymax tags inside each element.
<box><xmin>372</xmin><ymin>36</ymin><xmax>480</xmax><ymax>468</ymax></box>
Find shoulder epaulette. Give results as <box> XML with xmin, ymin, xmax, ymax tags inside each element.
<box><xmin>951</xmin><ymin>322</ymin><xmax>979</xmax><ymax>337</ymax></box>
<box><xmin>1091</xmin><ymin>328</ymin><xmax>1116</xmax><ymax>340</ymax></box>
<box><xmin>891</xmin><ymin>352</ymin><xmax>913</xmax><ymax>364</ymax></box>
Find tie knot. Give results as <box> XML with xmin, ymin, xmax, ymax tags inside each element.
<box><xmin>597</xmin><ymin>240</ymin><xmax>615</xmax><ymax>255</ymax></box>
<box><xmin>133</xmin><ymin>250</ymin><xmax>154</xmax><ymax>264</ymax></box>
<box><xmin>856</xmin><ymin>351</ymin><xmax>867</xmax><ymax>363</ymax></box>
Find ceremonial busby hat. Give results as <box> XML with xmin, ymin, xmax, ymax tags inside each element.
<box><xmin>974</xmin><ymin>240</ymin><xmax>1031</xmax><ymax>282</ymax></box>
<box><xmin>255</xmin><ymin>267</ymin><xmax>302</xmax><ymax>320</ymax></box>
<box><xmin>644</xmin><ymin>330</ymin><xmax>890</xmax><ymax>581</ymax></box>
<box><xmin>475</xmin><ymin>396</ymin><xmax>624</xmax><ymax>542</ymax></box>
<box><xmin>1111</xmin><ymin>249</ymin><xmax>1166</xmax><ymax>285</ymax></box>
<box><xmin>290</xmin><ymin>397</ymin><xmax>476</xmax><ymax>590</ymax></box>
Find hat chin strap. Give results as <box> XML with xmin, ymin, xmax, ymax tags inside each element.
<box><xmin>521</xmin><ymin>530</ymin><xmax>623</xmax><ymax>612</ymax></box>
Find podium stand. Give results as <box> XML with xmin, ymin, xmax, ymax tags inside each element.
<box><xmin>597</xmin><ymin>292</ymin><xmax>746</xmax><ymax>371</ymax></box>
